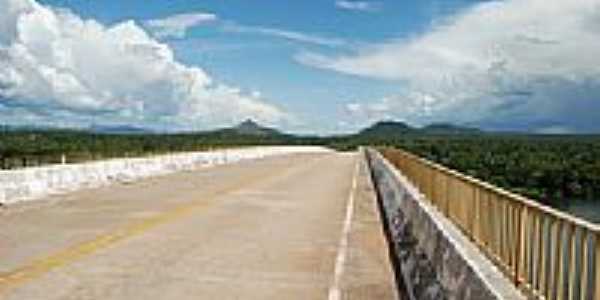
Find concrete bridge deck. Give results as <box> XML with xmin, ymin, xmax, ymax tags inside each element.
<box><xmin>0</xmin><ymin>152</ymin><xmax>397</xmax><ymax>299</ymax></box>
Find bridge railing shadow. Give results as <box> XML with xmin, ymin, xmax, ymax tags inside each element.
<box><xmin>381</xmin><ymin>148</ymin><xmax>600</xmax><ymax>300</ymax></box>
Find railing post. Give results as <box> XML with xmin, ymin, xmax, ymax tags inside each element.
<box><xmin>445</xmin><ymin>174</ymin><xmax>451</xmax><ymax>217</ymax></box>
<box><xmin>462</xmin><ymin>180</ymin><xmax>469</xmax><ymax>233</ymax></box>
<box><xmin>474</xmin><ymin>186</ymin><xmax>481</xmax><ymax>245</ymax></box>
<box><xmin>536</xmin><ymin>214</ymin><xmax>546</xmax><ymax>296</ymax></box>
<box><xmin>570</xmin><ymin>227</ymin><xmax>584</xmax><ymax>300</ymax></box>
<box><xmin>594</xmin><ymin>232</ymin><xmax>600</xmax><ymax>300</ymax></box>
<box><xmin>500</xmin><ymin>197</ymin><xmax>507</xmax><ymax>267</ymax></box>
<box><xmin>488</xmin><ymin>191</ymin><xmax>496</xmax><ymax>257</ymax></box>
<box><xmin>543</xmin><ymin>217</ymin><xmax>552</xmax><ymax>299</ymax></box>
<box><xmin>521</xmin><ymin>206</ymin><xmax>531</xmax><ymax>290</ymax></box>
<box><xmin>529</xmin><ymin>210</ymin><xmax>538</xmax><ymax>291</ymax></box>
<box><xmin>480</xmin><ymin>189</ymin><xmax>488</xmax><ymax>248</ymax></box>
<box><xmin>493</xmin><ymin>194</ymin><xmax>499</xmax><ymax>258</ymax></box>
<box><xmin>567</xmin><ymin>224</ymin><xmax>578</xmax><ymax>300</ymax></box>
<box><xmin>486</xmin><ymin>190</ymin><xmax>494</xmax><ymax>253</ymax></box>
<box><xmin>514</xmin><ymin>203</ymin><xmax>523</xmax><ymax>286</ymax></box>
<box><xmin>430</xmin><ymin>166</ymin><xmax>435</xmax><ymax>206</ymax></box>
<box><xmin>548</xmin><ymin>218</ymin><xmax>562</xmax><ymax>300</ymax></box>
<box><xmin>580</xmin><ymin>229</ymin><xmax>590</xmax><ymax>300</ymax></box>
<box><xmin>559</xmin><ymin>223</ymin><xmax>572</xmax><ymax>300</ymax></box>
<box><xmin>506</xmin><ymin>200</ymin><xmax>519</xmax><ymax>276</ymax></box>
<box><xmin>469</xmin><ymin>185</ymin><xmax>477</xmax><ymax>241</ymax></box>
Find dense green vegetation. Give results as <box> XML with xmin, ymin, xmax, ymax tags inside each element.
<box><xmin>395</xmin><ymin>136</ymin><xmax>600</xmax><ymax>205</ymax></box>
<box><xmin>2</xmin><ymin>120</ymin><xmax>599</xmax><ymax>208</ymax></box>
<box><xmin>330</xmin><ymin>137</ymin><xmax>600</xmax><ymax>207</ymax></box>
<box><xmin>0</xmin><ymin>127</ymin><xmax>317</xmax><ymax>169</ymax></box>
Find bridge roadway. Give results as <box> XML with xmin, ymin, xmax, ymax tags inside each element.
<box><xmin>0</xmin><ymin>152</ymin><xmax>397</xmax><ymax>299</ymax></box>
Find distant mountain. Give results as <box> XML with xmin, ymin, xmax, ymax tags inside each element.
<box><xmin>357</xmin><ymin>121</ymin><xmax>416</xmax><ymax>138</ymax></box>
<box><xmin>90</xmin><ymin>124</ymin><xmax>151</xmax><ymax>134</ymax></box>
<box><xmin>356</xmin><ymin>121</ymin><xmax>483</xmax><ymax>138</ymax></box>
<box><xmin>0</xmin><ymin>124</ymin><xmax>66</xmax><ymax>132</ymax></box>
<box><xmin>1</xmin><ymin>119</ymin><xmax>483</xmax><ymax>139</ymax></box>
<box><xmin>212</xmin><ymin>119</ymin><xmax>282</xmax><ymax>137</ymax></box>
<box><xmin>420</xmin><ymin>123</ymin><xmax>482</xmax><ymax>135</ymax></box>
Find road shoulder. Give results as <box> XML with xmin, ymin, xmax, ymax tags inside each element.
<box><xmin>339</xmin><ymin>150</ymin><xmax>399</xmax><ymax>299</ymax></box>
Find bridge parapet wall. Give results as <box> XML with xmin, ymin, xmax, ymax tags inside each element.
<box><xmin>0</xmin><ymin>146</ymin><xmax>329</xmax><ymax>205</ymax></box>
<box><xmin>366</xmin><ymin>148</ymin><xmax>524</xmax><ymax>300</ymax></box>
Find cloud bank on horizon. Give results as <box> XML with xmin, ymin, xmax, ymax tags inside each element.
<box><xmin>301</xmin><ymin>0</ymin><xmax>600</xmax><ymax>133</ymax></box>
<box><xmin>0</xmin><ymin>0</ymin><xmax>286</xmax><ymax>130</ymax></box>
<box><xmin>0</xmin><ymin>0</ymin><xmax>599</xmax><ymax>134</ymax></box>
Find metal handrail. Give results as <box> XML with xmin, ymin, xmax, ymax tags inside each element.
<box><xmin>381</xmin><ymin>147</ymin><xmax>600</xmax><ymax>300</ymax></box>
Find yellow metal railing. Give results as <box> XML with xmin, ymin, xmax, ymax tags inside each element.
<box><xmin>381</xmin><ymin>148</ymin><xmax>600</xmax><ymax>300</ymax></box>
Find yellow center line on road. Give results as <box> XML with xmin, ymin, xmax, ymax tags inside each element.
<box><xmin>0</xmin><ymin>154</ymin><xmax>327</xmax><ymax>295</ymax></box>
<box><xmin>1</xmin><ymin>199</ymin><xmax>213</xmax><ymax>290</ymax></box>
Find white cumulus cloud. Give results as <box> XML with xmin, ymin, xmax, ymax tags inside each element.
<box><xmin>303</xmin><ymin>0</ymin><xmax>600</xmax><ymax>132</ymax></box>
<box><xmin>335</xmin><ymin>1</ymin><xmax>380</xmax><ymax>12</ymax></box>
<box><xmin>145</xmin><ymin>12</ymin><xmax>217</xmax><ymax>39</ymax></box>
<box><xmin>0</xmin><ymin>0</ymin><xmax>286</xmax><ymax>129</ymax></box>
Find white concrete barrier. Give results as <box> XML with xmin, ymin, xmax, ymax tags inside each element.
<box><xmin>0</xmin><ymin>146</ymin><xmax>330</xmax><ymax>205</ymax></box>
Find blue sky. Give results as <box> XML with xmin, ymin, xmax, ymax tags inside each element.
<box><xmin>1</xmin><ymin>0</ymin><xmax>599</xmax><ymax>133</ymax></box>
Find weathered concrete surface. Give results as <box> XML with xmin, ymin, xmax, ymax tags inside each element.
<box><xmin>367</xmin><ymin>149</ymin><xmax>524</xmax><ymax>300</ymax></box>
<box><xmin>0</xmin><ymin>151</ymin><xmax>397</xmax><ymax>299</ymax></box>
<box><xmin>0</xmin><ymin>146</ymin><xmax>329</xmax><ymax>205</ymax></box>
